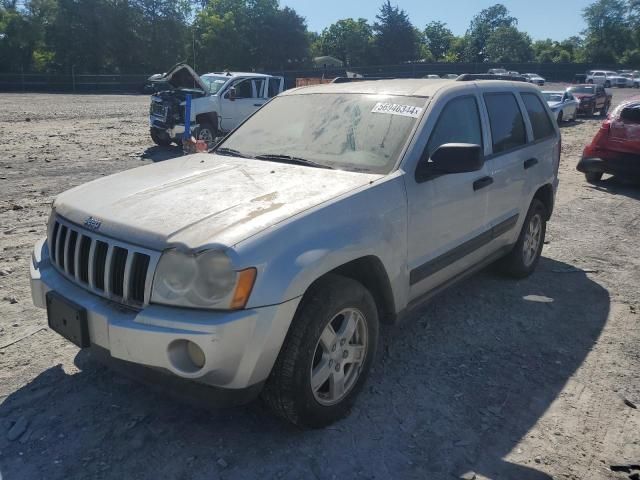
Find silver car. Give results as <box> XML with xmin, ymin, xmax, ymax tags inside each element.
<box><xmin>30</xmin><ymin>78</ymin><xmax>559</xmax><ymax>427</ymax></box>
<box><xmin>542</xmin><ymin>90</ymin><xmax>578</xmax><ymax>123</ymax></box>
<box><xmin>523</xmin><ymin>73</ymin><xmax>546</xmax><ymax>85</ymax></box>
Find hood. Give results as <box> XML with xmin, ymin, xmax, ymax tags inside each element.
<box><xmin>572</xmin><ymin>93</ymin><xmax>595</xmax><ymax>100</ymax></box>
<box><xmin>53</xmin><ymin>154</ymin><xmax>382</xmax><ymax>251</ymax></box>
<box><xmin>153</xmin><ymin>63</ymin><xmax>207</xmax><ymax>93</ymax></box>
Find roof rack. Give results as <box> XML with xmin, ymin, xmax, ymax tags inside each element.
<box><xmin>456</xmin><ymin>74</ymin><xmax>528</xmax><ymax>82</ymax></box>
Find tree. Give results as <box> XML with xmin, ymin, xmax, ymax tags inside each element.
<box><xmin>319</xmin><ymin>18</ymin><xmax>373</xmax><ymax>66</ymax></box>
<box><xmin>582</xmin><ymin>0</ymin><xmax>631</xmax><ymax>62</ymax></box>
<box><xmin>485</xmin><ymin>25</ymin><xmax>533</xmax><ymax>63</ymax></box>
<box><xmin>423</xmin><ymin>21</ymin><xmax>453</xmax><ymax>61</ymax></box>
<box><xmin>372</xmin><ymin>1</ymin><xmax>420</xmax><ymax>64</ymax></box>
<box><xmin>465</xmin><ymin>3</ymin><xmax>517</xmax><ymax>62</ymax></box>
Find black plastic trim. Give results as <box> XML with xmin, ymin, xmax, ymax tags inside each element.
<box><xmin>409</xmin><ymin>214</ymin><xmax>519</xmax><ymax>285</ymax></box>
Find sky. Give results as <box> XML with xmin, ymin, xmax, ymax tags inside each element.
<box><xmin>281</xmin><ymin>0</ymin><xmax>591</xmax><ymax>41</ymax></box>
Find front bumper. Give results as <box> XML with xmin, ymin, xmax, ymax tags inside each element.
<box><xmin>30</xmin><ymin>239</ymin><xmax>300</xmax><ymax>391</ymax></box>
<box><xmin>577</xmin><ymin>155</ymin><xmax>640</xmax><ymax>177</ymax></box>
<box><xmin>149</xmin><ymin>116</ymin><xmax>196</xmax><ymax>140</ymax></box>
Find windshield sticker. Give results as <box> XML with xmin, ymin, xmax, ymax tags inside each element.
<box><xmin>371</xmin><ymin>102</ymin><xmax>423</xmax><ymax>118</ymax></box>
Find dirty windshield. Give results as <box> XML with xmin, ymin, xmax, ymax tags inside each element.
<box><xmin>217</xmin><ymin>94</ymin><xmax>427</xmax><ymax>174</ymax></box>
<box><xmin>200</xmin><ymin>75</ymin><xmax>228</xmax><ymax>94</ymax></box>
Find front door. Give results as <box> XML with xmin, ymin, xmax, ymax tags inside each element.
<box><xmin>405</xmin><ymin>94</ymin><xmax>491</xmax><ymax>301</ymax></box>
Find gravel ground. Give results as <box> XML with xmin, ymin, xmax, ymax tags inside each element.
<box><xmin>0</xmin><ymin>86</ymin><xmax>639</xmax><ymax>480</ymax></box>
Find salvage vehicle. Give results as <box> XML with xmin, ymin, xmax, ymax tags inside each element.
<box><xmin>578</xmin><ymin>96</ymin><xmax>640</xmax><ymax>183</ymax></box>
<box><xmin>31</xmin><ymin>78</ymin><xmax>559</xmax><ymax>428</ymax></box>
<box><xmin>567</xmin><ymin>84</ymin><xmax>612</xmax><ymax>117</ymax></box>
<box><xmin>522</xmin><ymin>73</ymin><xmax>546</xmax><ymax>86</ymax></box>
<box><xmin>148</xmin><ymin>64</ymin><xmax>284</xmax><ymax>147</ymax></box>
<box><xmin>542</xmin><ymin>91</ymin><xmax>578</xmax><ymax>123</ymax></box>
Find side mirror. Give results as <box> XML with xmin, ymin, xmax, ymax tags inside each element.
<box><xmin>416</xmin><ymin>143</ymin><xmax>484</xmax><ymax>181</ymax></box>
<box><xmin>226</xmin><ymin>87</ymin><xmax>236</xmax><ymax>101</ymax></box>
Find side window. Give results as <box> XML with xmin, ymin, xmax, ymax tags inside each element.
<box><xmin>483</xmin><ymin>93</ymin><xmax>527</xmax><ymax>154</ymax></box>
<box><xmin>233</xmin><ymin>79</ymin><xmax>253</xmax><ymax>99</ymax></box>
<box><xmin>268</xmin><ymin>78</ymin><xmax>281</xmax><ymax>98</ymax></box>
<box><xmin>521</xmin><ymin>93</ymin><xmax>555</xmax><ymax>141</ymax></box>
<box><xmin>426</xmin><ymin>96</ymin><xmax>483</xmax><ymax>156</ymax></box>
<box><xmin>253</xmin><ymin>79</ymin><xmax>265</xmax><ymax>98</ymax></box>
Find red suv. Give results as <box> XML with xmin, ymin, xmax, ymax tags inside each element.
<box><xmin>577</xmin><ymin>96</ymin><xmax>640</xmax><ymax>183</ymax></box>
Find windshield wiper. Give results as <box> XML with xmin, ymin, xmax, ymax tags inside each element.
<box><xmin>254</xmin><ymin>154</ymin><xmax>334</xmax><ymax>170</ymax></box>
<box><xmin>215</xmin><ymin>147</ymin><xmax>252</xmax><ymax>159</ymax></box>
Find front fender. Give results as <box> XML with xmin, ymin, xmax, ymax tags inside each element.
<box><xmin>234</xmin><ymin>173</ymin><xmax>409</xmax><ymax>312</ymax></box>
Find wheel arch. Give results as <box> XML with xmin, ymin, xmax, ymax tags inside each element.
<box><xmin>195</xmin><ymin>111</ymin><xmax>219</xmax><ymax>130</ymax></box>
<box><xmin>305</xmin><ymin>256</ymin><xmax>397</xmax><ymax>324</ymax></box>
<box><xmin>533</xmin><ymin>184</ymin><xmax>554</xmax><ymax>220</ymax></box>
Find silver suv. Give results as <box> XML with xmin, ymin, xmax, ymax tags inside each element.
<box><xmin>30</xmin><ymin>78</ymin><xmax>560</xmax><ymax>428</ymax></box>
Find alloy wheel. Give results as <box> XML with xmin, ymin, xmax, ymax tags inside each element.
<box><xmin>310</xmin><ymin>308</ymin><xmax>368</xmax><ymax>406</ymax></box>
<box><xmin>522</xmin><ymin>213</ymin><xmax>542</xmax><ymax>267</ymax></box>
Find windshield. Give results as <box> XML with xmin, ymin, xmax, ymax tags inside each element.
<box><xmin>569</xmin><ymin>86</ymin><xmax>595</xmax><ymax>94</ymax></box>
<box><xmin>200</xmin><ymin>75</ymin><xmax>229</xmax><ymax>94</ymax></box>
<box><xmin>217</xmin><ymin>94</ymin><xmax>426</xmax><ymax>174</ymax></box>
<box><xmin>542</xmin><ymin>93</ymin><xmax>563</xmax><ymax>102</ymax></box>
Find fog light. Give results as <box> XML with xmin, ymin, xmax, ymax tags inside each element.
<box><xmin>187</xmin><ymin>341</ymin><xmax>205</xmax><ymax>369</ymax></box>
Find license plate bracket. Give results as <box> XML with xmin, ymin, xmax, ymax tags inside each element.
<box><xmin>46</xmin><ymin>291</ymin><xmax>89</xmax><ymax>348</ymax></box>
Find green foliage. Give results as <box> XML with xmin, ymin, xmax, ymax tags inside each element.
<box><xmin>485</xmin><ymin>25</ymin><xmax>533</xmax><ymax>63</ymax></box>
<box><xmin>3</xmin><ymin>0</ymin><xmax>640</xmax><ymax>75</ymax></box>
<box><xmin>318</xmin><ymin>18</ymin><xmax>373</xmax><ymax>66</ymax></box>
<box><xmin>423</xmin><ymin>21</ymin><xmax>454</xmax><ymax>61</ymax></box>
<box><xmin>372</xmin><ymin>1</ymin><xmax>420</xmax><ymax>64</ymax></box>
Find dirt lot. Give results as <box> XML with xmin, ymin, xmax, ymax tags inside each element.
<box><xmin>0</xmin><ymin>86</ymin><xmax>639</xmax><ymax>480</ymax></box>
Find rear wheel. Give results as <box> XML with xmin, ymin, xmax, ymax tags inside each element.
<box><xmin>262</xmin><ymin>274</ymin><xmax>378</xmax><ymax>428</ymax></box>
<box><xmin>196</xmin><ymin>122</ymin><xmax>217</xmax><ymax>148</ymax></box>
<box><xmin>150</xmin><ymin>128</ymin><xmax>171</xmax><ymax>147</ymax></box>
<box><xmin>586</xmin><ymin>172</ymin><xmax>603</xmax><ymax>183</ymax></box>
<box><xmin>496</xmin><ymin>199</ymin><xmax>547</xmax><ymax>279</ymax></box>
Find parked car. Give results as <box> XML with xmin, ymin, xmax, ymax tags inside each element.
<box><xmin>523</xmin><ymin>73</ymin><xmax>546</xmax><ymax>86</ymax></box>
<box><xmin>31</xmin><ymin>78</ymin><xmax>559</xmax><ymax>428</ymax></box>
<box><xmin>586</xmin><ymin>70</ymin><xmax>622</xmax><ymax>88</ymax></box>
<box><xmin>619</xmin><ymin>73</ymin><xmax>637</xmax><ymax>88</ymax></box>
<box><xmin>577</xmin><ymin>96</ymin><xmax>640</xmax><ymax>182</ymax></box>
<box><xmin>508</xmin><ymin>71</ymin><xmax>520</xmax><ymax>76</ymax></box>
<box><xmin>488</xmin><ymin>68</ymin><xmax>508</xmax><ymax>76</ymax></box>
<box><xmin>542</xmin><ymin>91</ymin><xmax>578</xmax><ymax>123</ymax></box>
<box><xmin>148</xmin><ymin>64</ymin><xmax>284</xmax><ymax>147</ymax></box>
<box><xmin>567</xmin><ymin>84</ymin><xmax>612</xmax><ymax>117</ymax></box>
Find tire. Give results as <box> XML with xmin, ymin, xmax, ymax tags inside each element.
<box><xmin>585</xmin><ymin>172</ymin><xmax>603</xmax><ymax>183</ymax></box>
<box><xmin>572</xmin><ymin>109</ymin><xmax>578</xmax><ymax>122</ymax></box>
<box><xmin>262</xmin><ymin>274</ymin><xmax>379</xmax><ymax>428</ymax></box>
<box><xmin>605</xmin><ymin>81</ymin><xmax>611</xmax><ymax>88</ymax></box>
<box><xmin>600</xmin><ymin>102</ymin><xmax>610</xmax><ymax>117</ymax></box>
<box><xmin>588</xmin><ymin>79</ymin><xmax>594</xmax><ymax>84</ymax></box>
<box><xmin>150</xmin><ymin>127</ymin><xmax>171</xmax><ymax>147</ymax></box>
<box><xmin>196</xmin><ymin>122</ymin><xmax>217</xmax><ymax>148</ymax></box>
<box><xmin>496</xmin><ymin>199</ymin><xmax>547</xmax><ymax>279</ymax></box>
<box><xmin>557</xmin><ymin>111</ymin><xmax>563</xmax><ymax>124</ymax></box>
<box><xmin>588</xmin><ymin>104</ymin><xmax>596</xmax><ymax>117</ymax></box>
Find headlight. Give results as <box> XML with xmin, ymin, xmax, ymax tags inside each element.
<box><xmin>151</xmin><ymin>249</ymin><xmax>256</xmax><ymax>310</ymax></box>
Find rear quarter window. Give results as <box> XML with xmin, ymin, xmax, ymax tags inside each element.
<box><xmin>483</xmin><ymin>93</ymin><xmax>527</xmax><ymax>154</ymax></box>
<box><xmin>521</xmin><ymin>93</ymin><xmax>556</xmax><ymax>141</ymax></box>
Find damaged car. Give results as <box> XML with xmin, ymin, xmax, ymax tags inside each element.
<box><xmin>148</xmin><ymin>64</ymin><xmax>284</xmax><ymax>147</ymax></box>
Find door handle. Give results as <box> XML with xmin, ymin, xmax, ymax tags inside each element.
<box><xmin>524</xmin><ymin>158</ymin><xmax>539</xmax><ymax>170</ymax></box>
<box><xmin>473</xmin><ymin>176</ymin><xmax>493</xmax><ymax>191</ymax></box>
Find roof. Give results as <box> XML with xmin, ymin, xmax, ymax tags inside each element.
<box><xmin>281</xmin><ymin>78</ymin><xmax>542</xmax><ymax>98</ymax></box>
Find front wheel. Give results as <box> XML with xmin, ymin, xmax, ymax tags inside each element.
<box><xmin>585</xmin><ymin>172</ymin><xmax>603</xmax><ymax>183</ymax></box>
<box><xmin>196</xmin><ymin>122</ymin><xmax>217</xmax><ymax>148</ymax></box>
<box><xmin>150</xmin><ymin>128</ymin><xmax>172</xmax><ymax>147</ymax></box>
<box><xmin>496</xmin><ymin>199</ymin><xmax>547</xmax><ymax>279</ymax></box>
<box><xmin>262</xmin><ymin>274</ymin><xmax>379</xmax><ymax>428</ymax></box>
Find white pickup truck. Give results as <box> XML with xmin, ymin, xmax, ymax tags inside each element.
<box><xmin>149</xmin><ymin>64</ymin><xmax>284</xmax><ymax>146</ymax></box>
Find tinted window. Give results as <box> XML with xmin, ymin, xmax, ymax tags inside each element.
<box><xmin>427</xmin><ymin>96</ymin><xmax>483</xmax><ymax>155</ymax></box>
<box><xmin>521</xmin><ymin>93</ymin><xmax>555</xmax><ymax>141</ymax></box>
<box><xmin>233</xmin><ymin>79</ymin><xmax>253</xmax><ymax>98</ymax></box>
<box><xmin>484</xmin><ymin>93</ymin><xmax>527</xmax><ymax>154</ymax></box>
